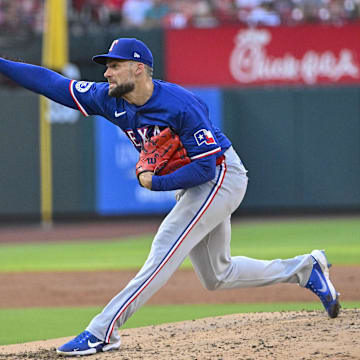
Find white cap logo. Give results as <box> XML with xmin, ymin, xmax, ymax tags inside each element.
<box><xmin>133</xmin><ymin>52</ymin><xmax>141</xmax><ymax>58</ymax></box>
<box><xmin>109</xmin><ymin>40</ymin><xmax>118</xmax><ymax>52</ymax></box>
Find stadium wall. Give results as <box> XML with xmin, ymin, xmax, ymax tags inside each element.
<box><xmin>0</xmin><ymin>26</ymin><xmax>359</xmax><ymax>220</ymax></box>
<box><xmin>223</xmin><ymin>86</ymin><xmax>360</xmax><ymax>213</ymax></box>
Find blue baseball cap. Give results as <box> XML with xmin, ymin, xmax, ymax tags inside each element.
<box><xmin>92</xmin><ymin>38</ymin><xmax>153</xmax><ymax>68</ymax></box>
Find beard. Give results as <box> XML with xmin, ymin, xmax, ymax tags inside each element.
<box><xmin>108</xmin><ymin>82</ymin><xmax>135</xmax><ymax>98</ymax></box>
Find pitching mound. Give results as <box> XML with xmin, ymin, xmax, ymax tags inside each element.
<box><xmin>0</xmin><ymin>309</ymin><xmax>359</xmax><ymax>360</ymax></box>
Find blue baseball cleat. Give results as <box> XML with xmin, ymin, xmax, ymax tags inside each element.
<box><xmin>56</xmin><ymin>330</ymin><xmax>121</xmax><ymax>356</ymax></box>
<box><xmin>306</xmin><ymin>250</ymin><xmax>340</xmax><ymax>318</ymax></box>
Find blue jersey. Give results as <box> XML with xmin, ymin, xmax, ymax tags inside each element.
<box><xmin>0</xmin><ymin>57</ymin><xmax>232</xmax><ymax>191</ymax></box>
<box><xmin>70</xmin><ymin>79</ymin><xmax>231</xmax><ymax>161</ymax></box>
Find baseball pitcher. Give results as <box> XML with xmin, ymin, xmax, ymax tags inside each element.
<box><xmin>0</xmin><ymin>38</ymin><xmax>340</xmax><ymax>357</ymax></box>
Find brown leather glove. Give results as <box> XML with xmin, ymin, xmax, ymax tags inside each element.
<box><xmin>136</xmin><ymin>127</ymin><xmax>191</xmax><ymax>179</ymax></box>
<box><xmin>157</xmin><ymin>141</ymin><xmax>191</xmax><ymax>175</ymax></box>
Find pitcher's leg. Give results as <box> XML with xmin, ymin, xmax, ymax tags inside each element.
<box><xmin>87</xmin><ymin>164</ymin><xmax>230</xmax><ymax>343</ymax></box>
<box><xmin>190</xmin><ymin>218</ymin><xmax>313</xmax><ymax>290</ymax></box>
<box><xmin>86</xmin><ymin>223</ymin><xmax>189</xmax><ymax>343</ymax></box>
<box><xmin>189</xmin><ymin>216</ymin><xmax>232</xmax><ymax>290</ymax></box>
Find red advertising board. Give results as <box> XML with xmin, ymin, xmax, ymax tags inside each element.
<box><xmin>166</xmin><ymin>24</ymin><xmax>360</xmax><ymax>86</ymax></box>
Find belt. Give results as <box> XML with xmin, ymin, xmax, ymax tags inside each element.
<box><xmin>216</xmin><ymin>154</ymin><xmax>225</xmax><ymax>166</ymax></box>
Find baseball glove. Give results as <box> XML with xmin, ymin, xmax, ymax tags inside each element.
<box><xmin>136</xmin><ymin>127</ymin><xmax>190</xmax><ymax>179</ymax></box>
<box><xmin>157</xmin><ymin>143</ymin><xmax>191</xmax><ymax>175</ymax></box>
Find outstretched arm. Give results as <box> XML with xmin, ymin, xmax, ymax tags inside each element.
<box><xmin>0</xmin><ymin>57</ymin><xmax>77</xmax><ymax>109</ymax></box>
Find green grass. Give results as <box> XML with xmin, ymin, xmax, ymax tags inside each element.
<box><xmin>0</xmin><ymin>236</ymin><xmax>152</xmax><ymax>272</ymax></box>
<box><xmin>0</xmin><ymin>218</ymin><xmax>359</xmax><ymax>272</ymax></box>
<box><xmin>0</xmin><ymin>218</ymin><xmax>358</xmax><ymax>346</ymax></box>
<box><xmin>0</xmin><ymin>302</ymin><xmax>359</xmax><ymax>346</ymax></box>
<box><xmin>229</xmin><ymin>218</ymin><xmax>360</xmax><ymax>264</ymax></box>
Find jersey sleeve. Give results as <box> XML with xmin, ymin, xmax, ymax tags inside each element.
<box><xmin>69</xmin><ymin>80</ymin><xmax>110</xmax><ymax>117</ymax></box>
<box><xmin>177</xmin><ymin>100</ymin><xmax>221</xmax><ymax>161</ymax></box>
<box><xmin>0</xmin><ymin>58</ymin><xmax>77</xmax><ymax>108</ymax></box>
<box><xmin>0</xmin><ymin>58</ymin><xmax>112</xmax><ymax>117</ymax></box>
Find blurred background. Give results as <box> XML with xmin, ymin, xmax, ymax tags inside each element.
<box><xmin>0</xmin><ymin>0</ymin><xmax>359</xmax><ymax>224</ymax></box>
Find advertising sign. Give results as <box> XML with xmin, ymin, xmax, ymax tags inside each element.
<box><xmin>166</xmin><ymin>24</ymin><xmax>360</xmax><ymax>86</ymax></box>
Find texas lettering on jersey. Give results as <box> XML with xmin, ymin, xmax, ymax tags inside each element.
<box><xmin>125</xmin><ymin>125</ymin><xmax>162</xmax><ymax>149</ymax></box>
<box><xmin>69</xmin><ymin>79</ymin><xmax>231</xmax><ymax>159</ymax></box>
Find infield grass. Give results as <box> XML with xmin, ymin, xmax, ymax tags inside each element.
<box><xmin>0</xmin><ymin>302</ymin><xmax>359</xmax><ymax>345</ymax></box>
<box><xmin>0</xmin><ymin>218</ymin><xmax>359</xmax><ymax>272</ymax></box>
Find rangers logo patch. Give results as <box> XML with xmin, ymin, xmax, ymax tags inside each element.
<box><xmin>194</xmin><ymin>129</ymin><xmax>216</xmax><ymax>146</ymax></box>
<box><xmin>75</xmin><ymin>81</ymin><xmax>94</xmax><ymax>93</ymax></box>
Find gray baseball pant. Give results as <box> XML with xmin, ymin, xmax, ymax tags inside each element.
<box><xmin>87</xmin><ymin>146</ymin><xmax>313</xmax><ymax>343</ymax></box>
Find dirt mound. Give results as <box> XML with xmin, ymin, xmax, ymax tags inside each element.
<box><xmin>0</xmin><ymin>309</ymin><xmax>359</xmax><ymax>360</ymax></box>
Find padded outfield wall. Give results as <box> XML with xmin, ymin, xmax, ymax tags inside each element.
<box><xmin>0</xmin><ymin>26</ymin><xmax>359</xmax><ymax>220</ymax></box>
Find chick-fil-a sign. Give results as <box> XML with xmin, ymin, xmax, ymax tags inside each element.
<box><xmin>166</xmin><ymin>25</ymin><xmax>360</xmax><ymax>86</ymax></box>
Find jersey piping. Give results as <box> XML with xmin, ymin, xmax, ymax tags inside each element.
<box><xmin>190</xmin><ymin>147</ymin><xmax>221</xmax><ymax>160</ymax></box>
<box><xmin>69</xmin><ymin>80</ymin><xmax>89</xmax><ymax>117</ymax></box>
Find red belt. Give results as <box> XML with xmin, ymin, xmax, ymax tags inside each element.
<box><xmin>216</xmin><ymin>154</ymin><xmax>225</xmax><ymax>166</ymax></box>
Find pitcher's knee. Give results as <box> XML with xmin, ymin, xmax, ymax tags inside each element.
<box><xmin>201</xmin><ymin>279</ymin><xmax>221</xmax><ymax>291</ymax></box>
